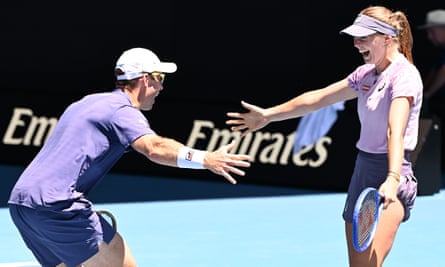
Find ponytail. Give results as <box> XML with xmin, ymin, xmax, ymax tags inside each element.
<box><xmin>361</xmin><ymin>6</ymin><xmax>414</xmax><ymax>63</ymax></box>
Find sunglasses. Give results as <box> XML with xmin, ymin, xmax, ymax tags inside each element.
<box><xmin>146</xmin><ymin>72</ymin><xmax>166</xmax><ymax>84</ymax></box>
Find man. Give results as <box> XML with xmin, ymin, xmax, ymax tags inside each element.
<box><xmin>8</xmin><ymin>47</ymin><xmax>251</xmax><ymax>267</ymax></box>
<box><xmin>418</xmin><ymin>9</ymin><xmax>445</xmax><ymax>179</ymax></box>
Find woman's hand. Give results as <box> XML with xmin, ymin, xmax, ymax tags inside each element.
<box><xmin>226</xmin><ymin>101</ymin><xmax>269</xmax><ymax>137</ymax></box>
<box><xmin>378</xmin><ymin>176</ymin><xmax>399</xmax><ymax>209</ymax></box>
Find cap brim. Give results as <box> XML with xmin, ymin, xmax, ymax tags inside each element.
<box><xmin>340</xmin><ymin>25</ymin><xmax>377</xmax><ymax>37</ymax></box>
<box><xmin>152</xmin><ymin>62</ymin><xmax>177</xmax><ymax>73</ymax></box>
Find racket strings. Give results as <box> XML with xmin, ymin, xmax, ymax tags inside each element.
<box><xmin>357</xmin><ymin>196</ymin><xmax>377</xmax><ymax>247</ymax></box>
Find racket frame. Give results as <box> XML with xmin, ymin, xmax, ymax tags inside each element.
<box><xmin>351</xmin><ymin>187</ymin><xmax>384</xmax><ymax>252</ymax></box>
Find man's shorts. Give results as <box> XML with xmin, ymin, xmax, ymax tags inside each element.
<box><xmin>9</xmin><ymin>199</ymin><xmax>116</xmax><ymax>267</ymax></box>
<box><xmin>342</xmin><ymin>150</ymin><xmax>418</xmax><ymax>223</ymax></box>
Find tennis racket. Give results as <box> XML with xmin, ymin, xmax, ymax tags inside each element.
<box><xmin>352</xmin><ymin>187</ymin><xmax>384</xmax><ymax>252</ymax></box>
<box><xmin>97</xmin><ymin>210</ymin><xmax>117</xmax><ymax>230</ymax></box>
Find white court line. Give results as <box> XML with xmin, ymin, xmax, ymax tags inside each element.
<box><xmin>0</xmin><ymin>262</ymin><xmax>40</xmax><ymax>267</ymax></box>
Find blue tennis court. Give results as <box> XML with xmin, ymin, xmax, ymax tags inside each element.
<box><xmin>0</xmin><ymin>173</ymin><xmax>444</xmax><ymax>267</ymax></box>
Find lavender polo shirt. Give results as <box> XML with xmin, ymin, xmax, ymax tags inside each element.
<box><xmin>347</xmin><ymin>54</ymin><xmax>423</xmax><ymax>153</ymax></box>
<box><xmin>8</xmin><ymin>89</ymin><xmax>154</xmax><ymax>208</ymax></box>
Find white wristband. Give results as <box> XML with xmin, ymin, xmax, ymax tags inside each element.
<box><xmin>177</xmin><ymin>147</ymin><xmax>206</xmax><ymax>169</ymax></box>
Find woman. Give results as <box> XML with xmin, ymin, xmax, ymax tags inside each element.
<box><xmin>226</xmin><ymin>6</ymin><xmax>421</xmax><ymax>267</ymax></box>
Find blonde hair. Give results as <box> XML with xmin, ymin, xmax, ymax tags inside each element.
<box><xmin>361</xmin><ymin>6</ymin><xmax>414</xmax><ymax>63</ymax></box>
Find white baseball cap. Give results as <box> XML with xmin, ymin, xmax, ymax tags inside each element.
<box><xmin>115</xmin><ymin>48</ymin><xmax>177</xmax><ymax>81</ymax></box>
<box><xmin>418</xmin><ymin>9</ymin><xmax>445</xmax><ymax>29</ymax></box>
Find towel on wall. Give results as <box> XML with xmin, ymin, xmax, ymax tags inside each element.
<box><xmin>293</xmin><ymin>101</ymin><xmax>345</xmax><ymax>154</ymax></box>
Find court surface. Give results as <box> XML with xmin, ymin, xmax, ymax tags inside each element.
<box><xmin>0</xmin><ymin>175</ymin><xmax>444</xmax><ymax>267</ymax></box>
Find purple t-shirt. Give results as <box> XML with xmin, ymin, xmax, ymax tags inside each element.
<box><xmin>8</xmin><ymin>89</ymin><xmax>154</xmax><ymax>208</ymax></box>
<box><xmin>347</xmin><ymin>54</ymin><xmax>423</xmax><ymax>153</ymax></box>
